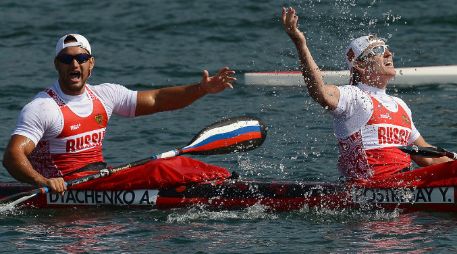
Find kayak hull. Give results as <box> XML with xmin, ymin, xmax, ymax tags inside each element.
<box><xmin>155</xmin><ymin>180</ymin><xmax>457</xmax><ymax>212</ymax></box>
<box><xmin>2</xmin><ymin>160</ymin><xmax>457</xmax><ymax>213</ymax></box>
<box><xmin>1</xmin><ymin>179</ymin><xmax>456</xmax><ymax>213</ymax></box>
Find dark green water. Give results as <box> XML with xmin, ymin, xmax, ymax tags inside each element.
<box><xmin>1</xmin><ymin>0</ymin><xmax>457</xmax><ymax>252</ymax></box>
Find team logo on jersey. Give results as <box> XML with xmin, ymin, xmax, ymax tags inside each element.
<box><xmin>379</xmin><ymin>113</ymin><xmax>390</xmax><ymax>119</ymax></box>
<box><xmin>402</xmin><ymin>114</ymin><xmax>410</xmax><ymax>125</ymax></box>
<box><xmin>95</xmin><ymin>114</ymin><xmax>104</xmax><ymax>126</ymax></box>
<box><xmin>70</xmin><ymin>123</ymin><xmax>81</xmax><ymax>131</ymax></box>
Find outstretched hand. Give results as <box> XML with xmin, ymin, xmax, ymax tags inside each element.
<box><xmin>200</xmin><ymin>67</ymin><xmax>236</xmax><ymax>94</ymax></box>
<box><xmin>281</xmin><ymin>7</ymin><xmax>306</xmax><ymax>44</ymax></box>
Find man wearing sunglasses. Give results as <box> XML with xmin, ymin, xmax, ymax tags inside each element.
<box><xmin>281</xmin><ymin>7</ymin><xmax>451</xmax><ymax>179</ymax></box>
<box><xmin>3</xmin><ymin>34</ymin><xmax>235</xmax><ymax>194</ymax></box>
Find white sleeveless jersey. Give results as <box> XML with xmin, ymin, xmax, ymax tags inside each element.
<box><xmin>331</xmin><ymin>83</ymin><xmax>419</xmax><ymax>142</ymax></box>
<box><xmin>13</xmin><ymin>81</ymin><xmax>137</xmax><ymax>145</ymax></box>
<box><xmin>330</xmin><ymin>83</ymin><xmax>420</xmax><ymax>179</ymax></box>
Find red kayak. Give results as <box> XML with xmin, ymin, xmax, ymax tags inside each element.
<box><xmin>2</xmin><ymin>158</ymin><xmax>457</xmax><ymax>213</ymax></box>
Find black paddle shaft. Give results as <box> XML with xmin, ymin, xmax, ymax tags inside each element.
<box><xmin>398</xmin><ymin>145</ymin><xmax>457</xmax><ymax>159</ymax></box>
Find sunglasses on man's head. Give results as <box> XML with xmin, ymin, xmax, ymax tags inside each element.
<box><xmin>56</xmin><ymin>53</ymin><xmax>92</xmax><ymax>65</ymax></box>
<box><xmin>358</xmin><ymin>45</ymin><xmax>391</xmax><ymax>61</ymax></box>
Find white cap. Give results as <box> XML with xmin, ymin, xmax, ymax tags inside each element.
<box><xmin>55</xmin><ymin>34</ymin><xmax>92</xmax><ymax>56</ymax></box>
<box><xmin>345</xmin><ymin>35</ymin><xmax>385</xmax><ymax>69</ymax></box>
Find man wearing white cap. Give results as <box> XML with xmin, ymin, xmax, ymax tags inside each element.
<box><xmin>3</xmin><ymin>34</ymin><xmax>236</xmax><ymax>193</ymax></box>
<box><xmin>281</xmin><ymin>7</ymin><xmax>451</xmax><ymax>179</ymax></box>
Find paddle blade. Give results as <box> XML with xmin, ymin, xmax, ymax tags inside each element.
<box><xmin>181</xmin><ymin>116</ymin><xmax>267</xmax><ymax>155</ymax></box>
<box><xmin>0</xmin><ymin>187</ymin><xmax>43</xmax><ymax>205</ymax></box>
<box><xmin>398</xmin><ymin>145</ymin><xmax>446</xmax><ymax>158</ymax></box>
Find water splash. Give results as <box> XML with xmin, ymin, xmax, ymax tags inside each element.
<box><xmin>296</xmin><ymin>203</ymin><xmax>401</xmax><ymax>223</ymax></box>
<box><xmin>166</xmin><ymin>204</ymin><xmax>278</xmax><ymax>223</ymax></box>
<box><xmin>0</xmin><ymin>203</ymin><xmax>25</xmax><ymax>216</ymax></box>
<box><xmin>0</xmin><ymin>204</ymin><xmax>17</xmax><ymax>214</ymax></box>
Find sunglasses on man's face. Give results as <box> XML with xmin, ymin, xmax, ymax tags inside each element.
<box><xmin>56</xmin><ymin>53</ymin><xmax>92</xmax><ymax>65</ymax></box>
<box><xmin>358</xmin><ymin>45</ymin><xmax>391</xmax><ymax>61</ymax></box>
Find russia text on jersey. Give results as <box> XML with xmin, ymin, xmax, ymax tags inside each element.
<box><xmin>57</xmin><ymin>129</ymin><xmax>106</xmax><ymax>153</ymax></box>
<box><xmin>378</xmin><ymin>126</ymin><xmax>411</xmax><ymax>145</ymax></box>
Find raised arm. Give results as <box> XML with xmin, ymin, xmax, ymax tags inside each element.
<box><xmin>3</xmin><ymin>135</ymin><xmax>66</xmax><ymax>194</ymax></box>
<box><xmin>135</xmin><ymin>67</ymin><xmax>235</xmax><ymax>116</ymax></box>
<box><xmin>281</xmin><ymin>7</ymin><xmax>339</xmax><ymax>110</ymax></box>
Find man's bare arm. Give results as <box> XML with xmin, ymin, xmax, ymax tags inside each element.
<box><xmin>3</xmin><ymin>135</ymin><xmax>66</xmax><ymax>193</ymax></box>
<box><xmin>281</xmin><ymin>7</ymin><xmax>340</xmax><ymax>110</ymax></box>
<box><xmin>411</xmin><ymin>136</ymin><xmax>453</xmax><ymax>166</ymax></box>
<box><xmin>135</xmin><ymin>67</ymin><xmax>235</xmax><ymax>116</ymax></box>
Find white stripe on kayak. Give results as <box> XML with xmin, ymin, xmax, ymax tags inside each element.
<box><xmin>245</xmin><ymin>65</ymin><xmax>457</xmax><ymax>86</ymax></box>
<box><xmin>352</xmin><ymin>186</ymin><xmax>454</xmax><ymax>204</ymax></box>
<box><xmin>47</xmin><ymin>189</ymin><xmax>159</xmax><ymax>206</ymax></box>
